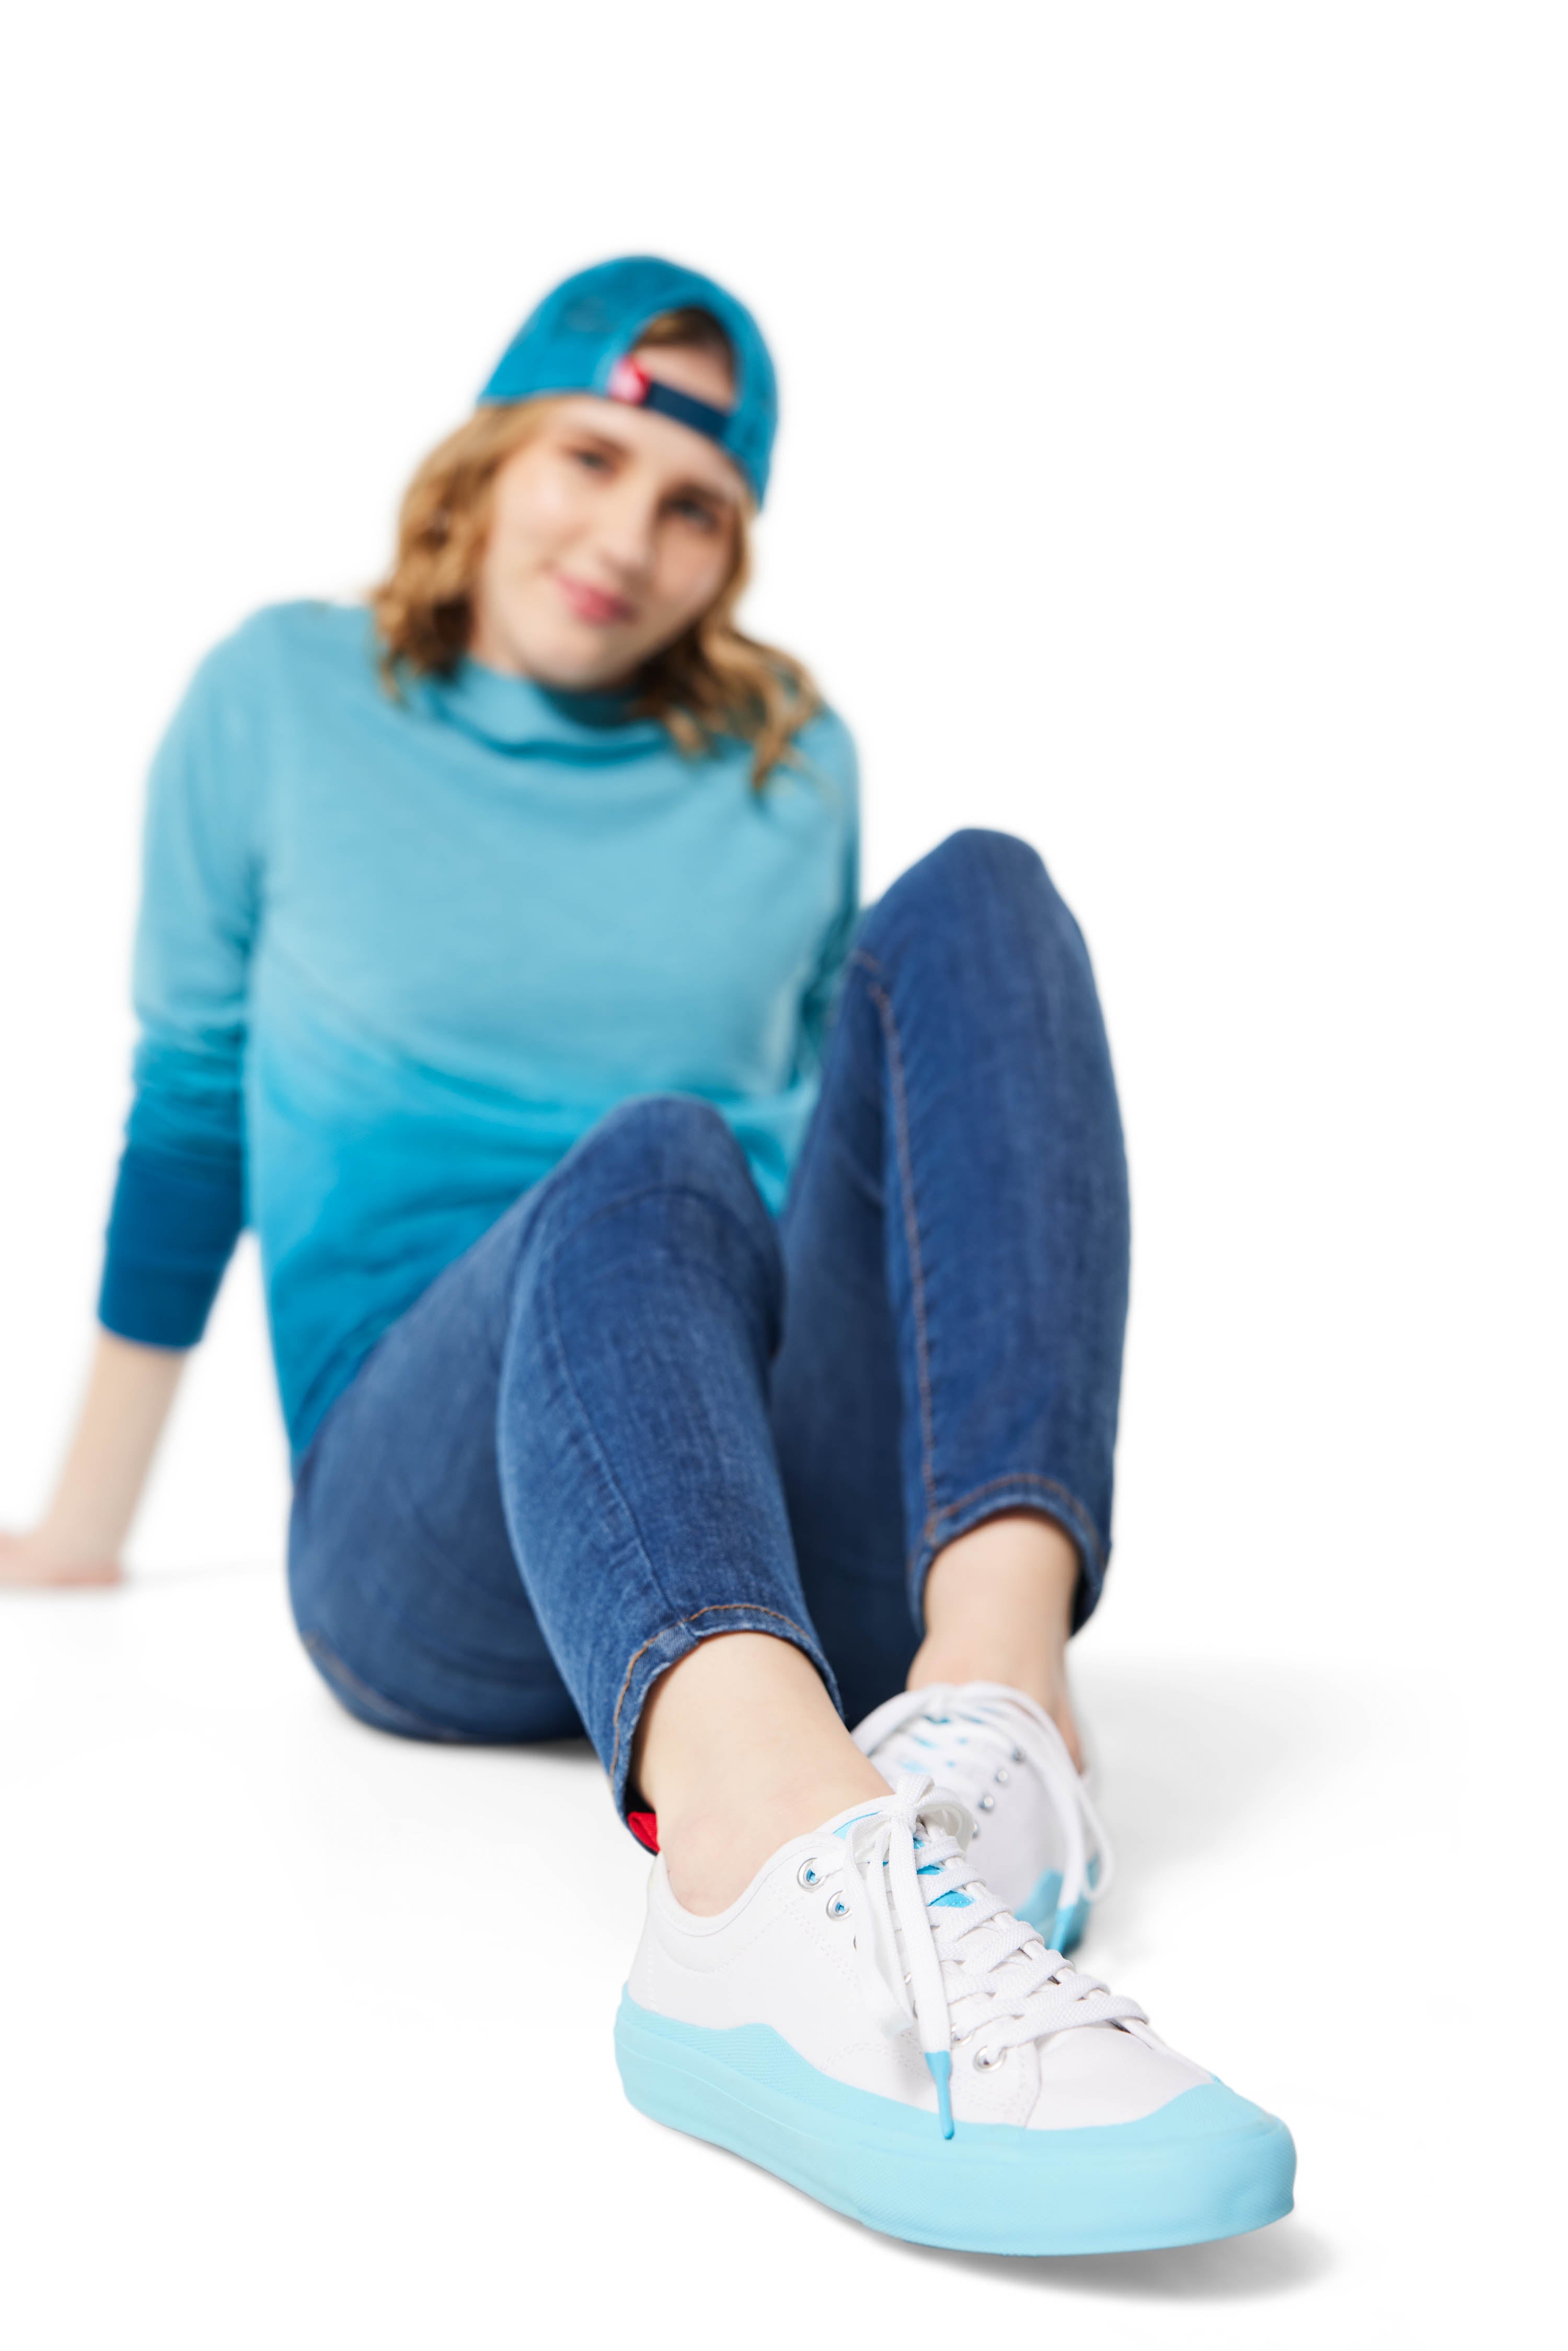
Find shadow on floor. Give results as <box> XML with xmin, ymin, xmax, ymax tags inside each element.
<box><xmin>900</xmin><ymin>2215</ymin><xmax>1334</xmax><ymax>2298</ymax></box>
<box><xmin>695</xmin><ymin>2134</ymin><xmax>1334</xmax><ymax>2302</ymax></box>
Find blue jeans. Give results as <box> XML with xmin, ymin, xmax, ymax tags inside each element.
<box><xmin>287</xmin><ymin>831</ymin><xmax>1129</xmax><ymax>1829</ymax></box>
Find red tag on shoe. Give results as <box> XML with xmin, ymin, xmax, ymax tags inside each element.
<box><xmin>628</xmin><ymin>1811</ymin><xmax>660</xmax><ymax>1853</ymax></box>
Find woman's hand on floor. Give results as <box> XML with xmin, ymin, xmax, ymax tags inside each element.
<box><xmin>0</xmin><ymin>1527</ymin><xmax>123</xmax><ymax>1588</ymax></box>
<box><xmin>1</xmin><ymin>1331</ymin><xmax>190</xmax><ymax>1593</ymax></box>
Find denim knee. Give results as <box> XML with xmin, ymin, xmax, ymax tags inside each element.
<box><xmin>529</xmin><ymin>1094</ymin><xmax>781</xmax><ymax>1304</ymax></box>
<box><xmin>857</xmin><ymin>828</ymin><xmax>1072</xmax><ymax>967</ymax></box>
<box><xmin>554</xmin><ymin>1093</ymin><xmax>763</xmax><ymax>1213</ymax></box>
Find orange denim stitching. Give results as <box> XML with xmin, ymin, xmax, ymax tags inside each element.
<box><xmin>925</xmin><ymin>1472</ymin><xmax>1106</xmax><ymax>1576</ymax></box>
<box><xmin>851</xmin><ymin>949</ymin><xmax>940</xmax><ymax>1532</ymax></box>
<box><xmin>608</xmin><ymin>1601</ymin><xmax>822</xmax><ymax>1788</ymax></box>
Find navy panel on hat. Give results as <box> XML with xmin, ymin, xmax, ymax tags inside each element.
<box><xmin>478</xmin><ymin>255</ymin><xmax>778</xmax><ymax>506</ymax></box>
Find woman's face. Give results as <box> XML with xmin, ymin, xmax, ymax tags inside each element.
<box><xmin>469</xmin><ymin>343</ymin><xmax>744</xmax><ymax>691</ymax></box>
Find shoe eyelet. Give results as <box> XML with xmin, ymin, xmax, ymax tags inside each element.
<box><xmin>826</xmin><ymin>1892</ymin><xmax>850</xmax><ymax>1921</ymax></box>
<box><xmin>978</xmin><ymin>1793</ymin><xmax>996</xmax><ymax>1812</ymax></box>
<box><xmin>797</xmin><ymin>1860</ymin><xmax>823</xmax><ymax>1889</ymax></box>
<box><xmin>972</xmin><ymin>2044</ymin><xmax>1007</xmax><ymax>2072</ymax></box>
<box><xmin>970</xmin><ymin>1826</ymin><xmax>982</xmax><ymax>1841</ymax></box>
<box><xmin>993</xmin><ymin>1767</ymin><xmax>1010</xmax><ymax>1785</ymax></box>
<box><xmin>1011</xmin><ymin>1747</ymin><xmax>1023</xmax><ymax>1764</ymax></box>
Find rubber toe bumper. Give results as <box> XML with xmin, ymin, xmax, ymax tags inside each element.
<box><xmin>615</xmin><ymin>1993</ymin><xmax>1296</xmax><ymax>2255</ymax></box>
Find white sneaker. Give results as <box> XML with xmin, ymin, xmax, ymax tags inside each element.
<box><xmin>617</xmin><ymin>1778</ymin><xmax>1294</xmax><ymax>2254</ymax></box>
<box><xmin>852</xmin><ymin>1681</ymin><xmax>1108</xmax><ymax>1953</ymax></box>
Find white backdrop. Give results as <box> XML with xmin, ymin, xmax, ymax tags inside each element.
<box><xmin>1</xmin><ymin>6</ymin><xmax>1562</xmax><ymax>2347</ymax></box>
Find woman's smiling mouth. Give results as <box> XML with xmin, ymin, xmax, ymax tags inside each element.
<box><xmin>554</xmin><ymin>571</ymin><xmax>636</xmax><ymax>626</ymax></box>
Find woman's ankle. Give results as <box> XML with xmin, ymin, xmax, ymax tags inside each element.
<box><xmin>912</xmin><ymin>1512</ymin><xmax>1085</xmax><ymax>1769</ymax></box>
<box><xmin>655</xmin><ymin>1764</ymin><xmax>886</xmax><ymax>1915</ymax></box>
<box><xmin>632</xmin><ymin>1631</ymin><xmax>886</xmax><ymax>1915</ymax></box>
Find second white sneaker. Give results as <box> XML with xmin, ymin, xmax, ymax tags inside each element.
<box><xmin>852</xmin><ymin>1680</ymin><xmax>1109</xmax><ymax>1952</ymax></box>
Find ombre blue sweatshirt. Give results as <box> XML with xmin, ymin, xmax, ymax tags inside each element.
<box><xmin>98</xmin><ymin>602</ymin><xmax>859</xmax><ymax>1465</ymax></box>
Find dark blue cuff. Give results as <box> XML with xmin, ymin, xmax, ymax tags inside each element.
<box><xmin>97</xmin><ymin>1143</ymin><xmax>246</xmax><ymax>1350</ymax></box>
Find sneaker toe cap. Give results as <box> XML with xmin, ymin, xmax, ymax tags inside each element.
<box><xmin>1029</xmin><ymin>2020</ymin><xmax>1211</xmax><ymax>2128</ymax></box>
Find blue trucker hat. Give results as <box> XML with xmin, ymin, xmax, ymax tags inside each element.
<box><xmin>478</xmin><ymin>255</ymin><xmax>778</xmax><ymax>507</ymax></box>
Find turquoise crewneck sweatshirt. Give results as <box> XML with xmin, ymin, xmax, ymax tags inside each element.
<box><xmin>98</xmin><ymin>601</ymin><xmax>859</xmax><ymax>1462</ymax></box>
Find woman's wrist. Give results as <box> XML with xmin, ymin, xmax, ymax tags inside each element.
<box><xmin>0</xmin><ymin>1525</ymin><xmax>122</xmax><ymax>1586</ymax></box>
<box><xmin>37</xmin><ymin>1496</ymin><xmax>127</xmax><ymax>1567</ymax></box>
<box><xmin>4</xmin><ymin>1330</ymin><xmax>188</xmax><ymax>1589</ymax></box>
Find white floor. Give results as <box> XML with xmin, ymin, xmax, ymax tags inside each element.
<box><xmin>2</xmin><ymin>1555</ymin><xmax>1548</xmax><ymax>2351</ymax></box>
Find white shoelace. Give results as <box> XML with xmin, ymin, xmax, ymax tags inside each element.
<box><xmin>823</xmin><ymin>1776</ymin><xmax>1145</xmax><ymax>2137</ymax></box>
<box><xmin>853</xmin><ymin>1680</ymin><xmax>1114</xmax><ymax>1915</ymax></box>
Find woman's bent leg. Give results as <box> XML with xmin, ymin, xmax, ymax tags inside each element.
<box><xmin>493</xmin><ymin>1093</ymin><xmax>840</xmax><ymax>1826</ymax></box>
<box><xmin>617</xmin><ymin>847</ymin><xmax>1294</xmax><ymax>2249</ymax></box>
<box><xmin>772</xmin><ymin>827</ymin><xmax>1131</xmax><ymax>1718</ymax></box>
<box><xmin>292</xmin><ymin>1094</ymin><xmax>841</xmax><ymax>1802</ymax></box>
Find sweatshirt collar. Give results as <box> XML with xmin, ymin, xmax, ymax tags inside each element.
<box><xmin>421</xmin><ymin>655</ymin><xmax>668</xmax><ymax>757</ymax></box>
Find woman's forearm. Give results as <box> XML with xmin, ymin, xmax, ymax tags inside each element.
<box><xmin>1</xmin><ymin>1330</ymin><xmax>189</xmax><ymax>1584</ymax></box>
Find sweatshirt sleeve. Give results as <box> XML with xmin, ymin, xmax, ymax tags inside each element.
<box><xmin>97</xmin><ymin>629</ymin><xmax>266</xmax><ymax>1349</ymax></box>
<box><xmin>794</xmin><ymin>708</ymin><xmax>862</xmax><ymax>1074</ymax></box>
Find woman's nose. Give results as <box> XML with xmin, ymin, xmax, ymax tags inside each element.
<box><xmin>591</xmin><ymin>483</ymin><xmax>660</xmax><ymax>581</ymax></box>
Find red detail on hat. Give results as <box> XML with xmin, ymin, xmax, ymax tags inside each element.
<box><xmin>628</xmin><ymin>1811</ymin><xmax>660</xmax><ymax>1853</ymax></box>
<box><xmin>607</xmin><ymin>356</ymin><xmax>651</xmax><ymax>406</ymax></box>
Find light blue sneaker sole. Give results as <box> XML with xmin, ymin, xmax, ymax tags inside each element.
<box><xmin>615</xmin><ymin>1993</ymin><xmax>1296</xmax><ymax>2255</ymax></box>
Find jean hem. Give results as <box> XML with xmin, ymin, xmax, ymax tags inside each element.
<box><xmin>606</xmin><ymin>1603</ymin><xmax>842</xmax><ymax>1827</ymax></box>
<box><xmin>906</xmin><ymin>1474</ymin><xmax>1109</xmax><ymax>1637</ymax></box>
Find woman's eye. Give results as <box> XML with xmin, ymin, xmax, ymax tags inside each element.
<box><xmin>670</xmin><ymin>497</ymin><xmax>720</xmax><ymax>530</ymax></box>
<box><xmin>570</xmin><ymin>447</ymin><xmax>611</xmax><ymax>472</ymax></box>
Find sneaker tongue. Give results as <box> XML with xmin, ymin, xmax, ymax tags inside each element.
<box><xmin>810</xmin><ymin>1786</ymin><xmax>966</xmax><ymax>1842</ymax></box>
<box><xmin>814</xmin><ymin>1795</ymin><xmax>897</xmax><ymax>1840</ymax></box>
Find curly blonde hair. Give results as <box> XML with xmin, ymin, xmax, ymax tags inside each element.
<box><xmin>370</xmin><ymin>310</ymin><xmax>821</xmax><ymax>787</ymax></box>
